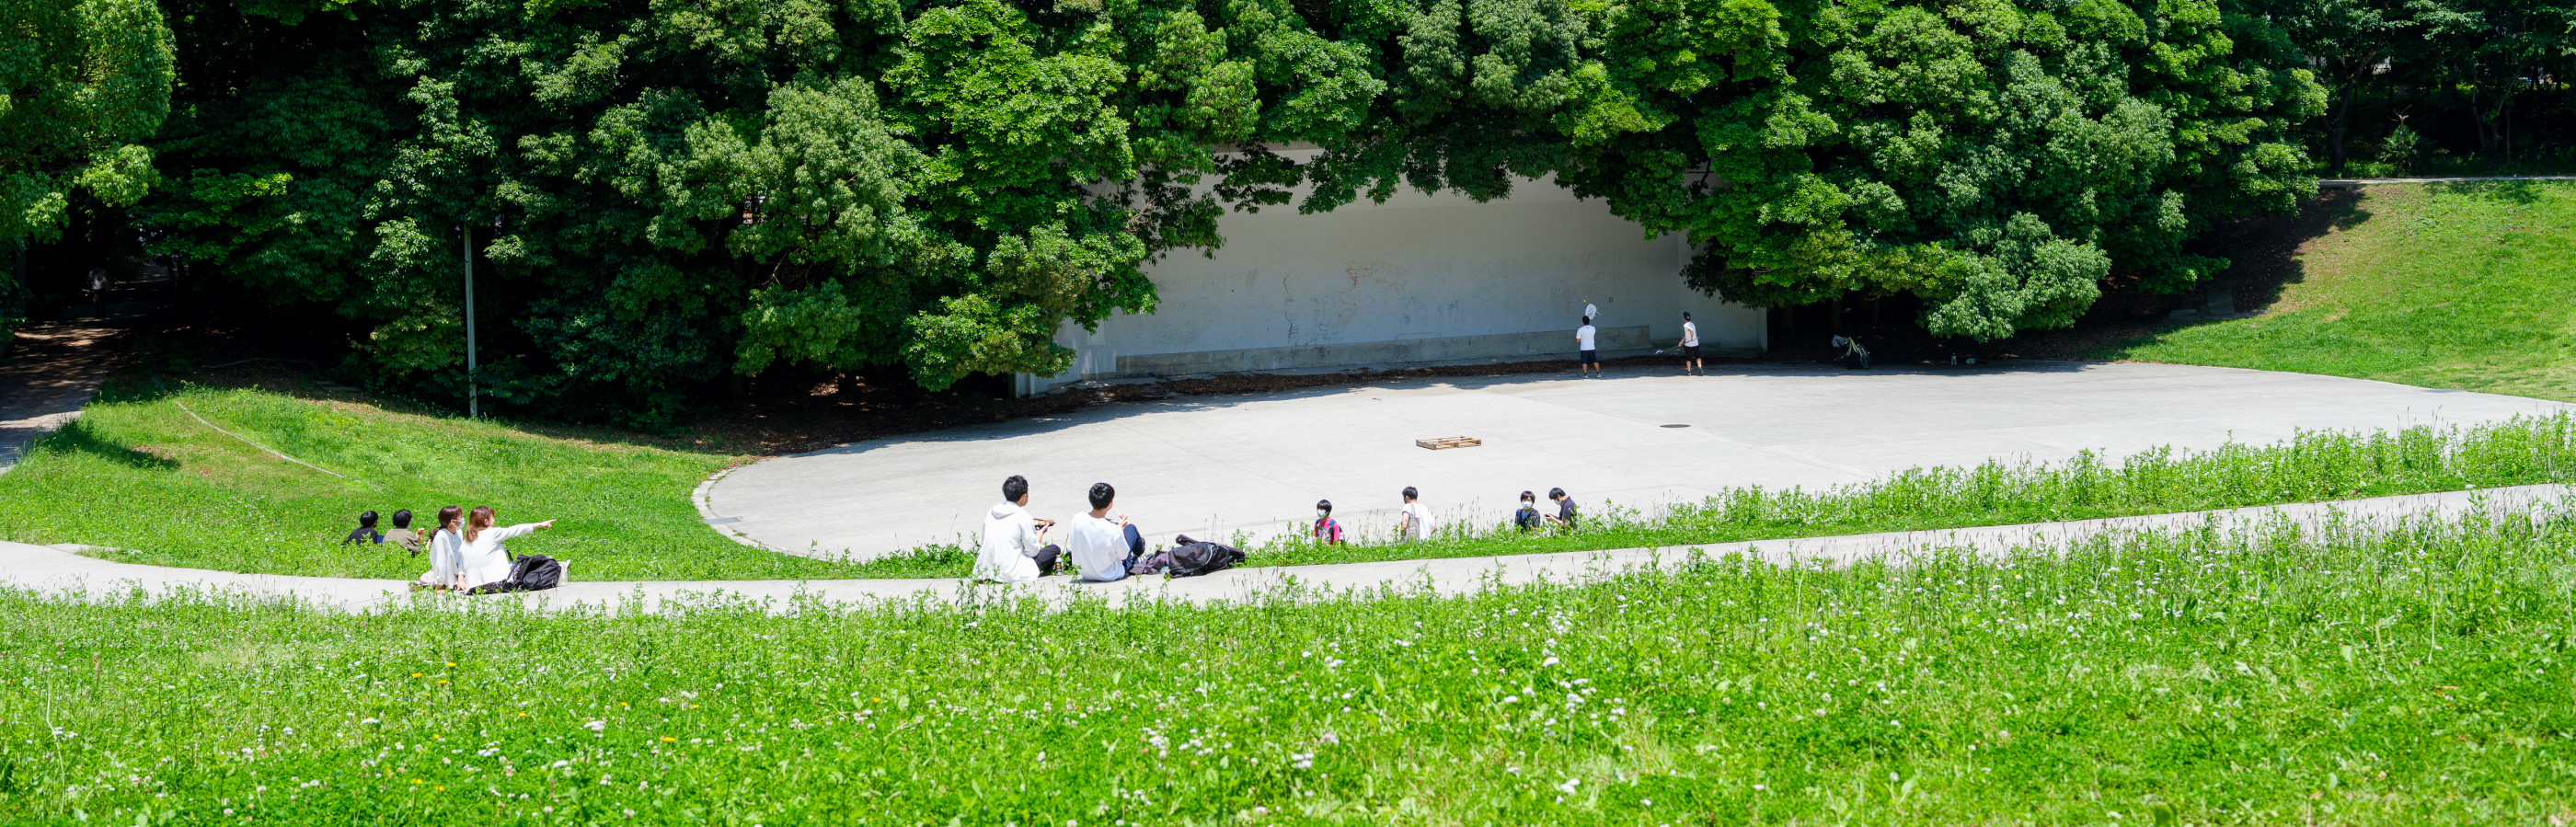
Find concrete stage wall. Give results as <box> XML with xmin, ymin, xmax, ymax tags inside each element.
<box><xmin>1022</xmin><ymin>152</ymin><xmax>1762</xmax><ymax>393</ymax></box>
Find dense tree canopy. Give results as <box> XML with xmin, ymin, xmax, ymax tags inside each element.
<box><xmin>1</xmin><ymin>0</ymin><xmax>175</xmax><ymax>330</ymax></box>
<box><xmin>126</xmin><ymin>0</ymin><xmax>2327</xmax><ymax>421</ymax></box>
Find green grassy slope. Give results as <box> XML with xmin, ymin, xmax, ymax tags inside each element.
<box><xmin>2099</xmin><ymin>181</ymin><xmax>2576</xmax><ymax>402</ymax></box>
<box><xmin>0</xmin><ymin>384</ymin><xmax>880</xmax><ymax>580</ymax></box>
<box><xmin>6</xmin><ymin>515</ymin><xmax>2573</xmax><ymax>823</ymax></box>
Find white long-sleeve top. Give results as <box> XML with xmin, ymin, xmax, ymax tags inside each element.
<box><xmin>456</xmin><ymin>523</ymin><xmax>540</xmax><ymax>589</ymax></box>
<box><xmin>417</xmin><ymin>528</ymin><xmax>463</xmax><ymax>588</ymax></box>
<box><xmin>973</xmin><ymin>501</ymin><xmax>1045</xmax><ymax>583</ymax></box>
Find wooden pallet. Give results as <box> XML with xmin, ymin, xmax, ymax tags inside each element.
<box><xmin>1415</xmin><ymin>436</ymin><xmax>1483</xmax><ymax>450</ymax></box>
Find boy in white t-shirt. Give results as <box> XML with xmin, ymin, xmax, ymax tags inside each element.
<box><xmin>1575</xmin><ymin>316</ymin><xmax>1600</xmax><ymax>378</ymax></box>
<box><xmin>1066</xmin><ymin>482</ymin><xmax>1147</xmax><ymax>581</ymax></box>
<box><xmin>1397</xmin><ymin>486</ymin><xmax>1432</xmax><ymax>541</ymax></box>
<box><xmin>1676</xmin><ymin>311</ymin><xmax>1702</xmax><ymax>375</ymax></box>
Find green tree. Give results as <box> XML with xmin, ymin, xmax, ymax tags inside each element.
<box><xmin>0</xmin><ymin>0</ymin><xmax>174</xmax><ymax>331</ymax></box>
<box><xmin>128</xmin><ymin>0</ymin><xmax>2329</xmax><ymax>421</ymax></box>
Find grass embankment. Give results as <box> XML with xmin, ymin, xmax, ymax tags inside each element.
<box><xmin>0</xmin><ymin>383</ymin><xmax>874</xmax><ymax>580</ymax></box>
<box><xmin>5</xmin><ymin>382</ymin><xmax>2575</xmax><ymax>580</ymax></box>
<box><xmin>2100</xmin><ymin>180</ymin><xmax>2576</xmax><ymax>402</ymax></box>
<box><xmin>7</xmin><ymin>513</ymin><xmax>2576</xmax><ymax>823</ymax></box>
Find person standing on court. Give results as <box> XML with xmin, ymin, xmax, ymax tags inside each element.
<box><xmin>1068</xmin><ymin>482</ymin><xmax>1146</xmax><ymax>582</ymax></box>
<box><xmin>974</xmin><ymin>475</ymin><xmax>1060</xmax><ymax>583</ymax></box>
<box><xmin>1677</xmin><ymin>312</ymin><xmax>1702</xmax><ymax>375</ymax></box>
<box><xmin>1575</xmin><ymin>316</ymin><xmax>1601</xmax><ymax>379</ymax></box>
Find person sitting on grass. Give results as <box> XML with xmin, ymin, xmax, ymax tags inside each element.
<box><xmin>975</xmin><ymin>475</ymin><xmax>1061</xmax><ymax>583</ymax></box>
<box><xmin>383</xmin><ymin>509</ymin><xmax>424</xmax><ymax>557</ymax></box>
<box><xmin>341</xmin><ymin>511</ymin><xmax>383</xmax><ymax>546</ymax></box>
<box><xmin>1544</xmin><ymin>488</ymin><xmax>1579</xmax><ymax>529</ymax></box>
<box><xmin>415</xmin><ymin>506</ymin><xmax>465</xmax><ymax>591</ymax></box>
<box><xmin>1312</xmin><ymin>500</ymin><xmax>1344</xmax><ymax>546</ymax></box>
<box><xmin>1513</xmin><ymin>491</ymin><xmax>1542</xmax><ymax>532</ymax></box>
<box><xmin>456</xmin><ymin>506</ymin><xmax>554</xmax><ymax>592</ymax></box>
<box><xmin>1398</xmin><ymin>487</ymin><xmax>1432</xmax><ymax>542</ymax></box>
<box><xmin>1067</xmin><ymin>482</ymin><xmax>1145</xmax><ymax>582</ymax></box>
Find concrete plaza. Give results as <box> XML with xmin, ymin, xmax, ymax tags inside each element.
<box><xmin>704</xmin><ymin>361</ymin><xmax>2570</xmax><ymax>560</ymax></box>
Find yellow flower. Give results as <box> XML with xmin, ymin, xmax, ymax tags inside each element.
<box><xmin>444</xmin><ymin>661</ymin><xmax>454</xmax><ymax>668</ymax></box>
<box><xmin>411</xmin><ymin>672</ymin><xmax>423</xmax><ymax>678</ymax></box>
<box><xmin>688</xmin><ymin>704</ymin><xmax>699</xmax><ymax>709</ymax></box>
<box><xmin>410</xmin><ymin>779</ymin><xmax>422</xmax><ymax>785</ymax></box>
<box><xmin>661</xmin><ymin>736</ymin><xmax>676</xmax><ymax>742</ymax></box>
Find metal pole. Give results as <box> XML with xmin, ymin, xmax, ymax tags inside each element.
<box><xmin>464</xmin><ymin>224</ymin><xmax>477</xmax><ymax>419</ymax></box>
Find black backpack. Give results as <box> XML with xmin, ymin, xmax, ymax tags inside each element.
<box><xmin>1134</xmin><ymin>534</ymin><xmax>1243</xmax><ymax>578</ymax></box>
<box><xmin>498</xmin><ymin>554</ymin><xmax>565</xmax><ymax>592</ymax></box>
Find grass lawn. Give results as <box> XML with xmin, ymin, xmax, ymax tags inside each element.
<box><xmin>6</xmin><ymin>511</ymin><xmax>2574</xmax><ymax>823</ymax></box>
<box><xmin>0</xmin><ymin>381</ymin><xmax>874</xmax><ymax>581</ymax></box>
<box><xmin>5</xmin><ymin>378</ymin><xmax>2575</xmax><ymax>580</ymax></box>
<box><xmin>2098</xmin><ymin>181</ymin><xmax>2576</xmax><ymax>403</ymax></box>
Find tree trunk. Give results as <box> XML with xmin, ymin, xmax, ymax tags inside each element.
<box><xmin>2329</xmin><ymin>78</ymin><xmax>2357</xmax><ymax>177</ymax></box>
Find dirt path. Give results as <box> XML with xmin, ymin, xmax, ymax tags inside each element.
<box><xmin>0</xmin><ymin>269</ymin><xmax>167</xmax><ymax>473</ymax></box>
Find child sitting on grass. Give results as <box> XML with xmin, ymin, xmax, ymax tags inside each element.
<box><xmin>383</xmin><ymin>509</ymin><xmax>424</xmax><ymax>557</ymax></box>
<box><xmin>341</xmin><ymin>511</ymin><xmax>382</xmax><ymax>546</ymax></box>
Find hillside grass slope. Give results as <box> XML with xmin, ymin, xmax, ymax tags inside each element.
<box><xmin>2099</xmin><ymin>181</ymin><xmax>2576</xmax><ymax>402</ymax></box>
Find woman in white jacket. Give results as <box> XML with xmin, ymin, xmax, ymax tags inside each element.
<box><xmin>972</xmin><ymin>476</ymin><xmax>1059</xmax><ymax>583</ymax></box>
<box><xmin>414</xmin><ymin>505</ymin><xmax>466</xmax><ymax>591</ymax></box>
<box><xmin>455</xmin><ymin>505</ymin><xmax>554</xmax><ymax>592</ymax></box>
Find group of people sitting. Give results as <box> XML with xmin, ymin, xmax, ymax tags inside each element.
<box><xmin>974</xmin><ymin>478</ymin><xmax>1581</xmax><ymax>583</ymax></box>
<box><xmin>341</xmin><ymin>506</ymin><xmax>561</xmax><ymax>592</ymax></box>
<box><xmin>976</xmin><ymin>476</ymin><xmax>1155</xmax><ymax>584</ymax></box>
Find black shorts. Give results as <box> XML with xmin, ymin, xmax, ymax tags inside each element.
<box><xmin>1682</xmin><ymin>344</ymin><xmax>1700</xmax><ymax>360</ymax></box>
<box><xmin>1580</xmin><ymin>350</ymin><xmax>1599</xmax><ymax>366</ymax></box>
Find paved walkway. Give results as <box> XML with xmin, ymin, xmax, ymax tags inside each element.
<box><xmin>6</xmin><ymin>484</ymin><xmax>2563</xmax><ymax>614</ymax></box>
<box><xmin>706</xmin><ymin>362</ymin><xmax>2570</xmax><ymax>559</ymax></box>
<box><xmin>0</xmin><ymin>269</ymin><xmax>165</xmax><ymax>473</ymax></box>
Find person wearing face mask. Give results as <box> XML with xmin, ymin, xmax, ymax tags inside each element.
<box><xmin>1513</xmin><ymin>491</ymin><xmax>1543</xmax><ymax>532</ymax></box>
<box><xmin>1311</xmin><ymin>500</ymin><xmax>1344</xmax><ymax>546</ymax></box>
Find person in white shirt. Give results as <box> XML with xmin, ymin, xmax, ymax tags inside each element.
<box><xmin>974</xmin><ymin>475</ymin><xmax>1060</xmax><ymax>583</ymax></box>
<box><xmin>1575</xmin><ymin>316</ymin><xmax>1601</xmax><ymax>378</ymax></box>
<box><xmin>454</xmin><ymin>505</ymin><xmax>553</xmax><ymax>592</ymax></box>
<box><xmin>1677</xmin><ymin>311</ymin><xmax>1702</xmax><ymax>375</ymax></box>
<box><xmin>414</xmin><ymin>505</ymin><xmax>466</xmax><ymax>591</ymax></box>
<box><xmin>1065</xmin><ymin>482</ymin><xmax>1145</xmax><ymax>582</ymax></box>
<box><xmin>1397</xmin><ymin>486</ymin><xmax>1432</xmax><ymax>541</ymax></box>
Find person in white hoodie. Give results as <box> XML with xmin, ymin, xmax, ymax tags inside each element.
<box><xmin>974</xmin><ymin>475</ymin><xmax>1061</xmax><ymax>583</ymax></box>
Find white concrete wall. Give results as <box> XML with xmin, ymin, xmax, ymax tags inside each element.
<box><xmin>1025</xmin><ymin>152</ymin><xmax>1763</xmax><ymax>393</ymax></box>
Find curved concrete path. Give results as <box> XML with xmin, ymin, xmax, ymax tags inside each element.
<box><xmin>705</xmin><ymin>362</ymin><xmax>2570</xmax><ymax>559</ymax></box>
<box><xmin>6</xmin><ymin>484</ymin><xmax>2563</xmax><ymax>615</ymax></box>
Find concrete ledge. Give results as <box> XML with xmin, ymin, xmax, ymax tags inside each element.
<box><xmin>1099</xmin><ymin>326</ymin><xmax>1655</xmax><ymax>380</ymax></box>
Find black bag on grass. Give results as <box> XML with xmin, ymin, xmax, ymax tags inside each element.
<box><xmin>1162</xmin><ymin>535</ymin><xmax>1244</xmax><ymax>578</ymax></box>
<box><xmin>498</xmin><ymin>554</ymin><xmax>564</xmax><ymax>592</ymax></box>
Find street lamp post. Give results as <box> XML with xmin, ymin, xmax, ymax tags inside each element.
<box><xmin>464</xmin><ymin>224</ymin><xmax>477</xmax><ymax>419</ymax></box>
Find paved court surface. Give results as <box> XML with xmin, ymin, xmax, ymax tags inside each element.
<box><xmin>7</xmin><ymin>485</ymin><xmax>2563</xmax><ymax>614</ymax></box>
<box><xmin>704</xmin><ymin>361</ymin><xmax>2571</xmax><ymax>559</ymax></box>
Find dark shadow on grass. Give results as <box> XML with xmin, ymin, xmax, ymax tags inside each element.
<box><xmin>2201</xmin><ymin>187</ymin><xmax>2373</xmax><ymax>313</ymax></box>
<box><xmin>37</xmin><ymin>418</ymin><xmax>180</xmax><ymax>471</ymax></box>
<box><xmin>2431</xmin><ymin>178</ymin><xmax>2554</xmax><ymax>206</ymax></box>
